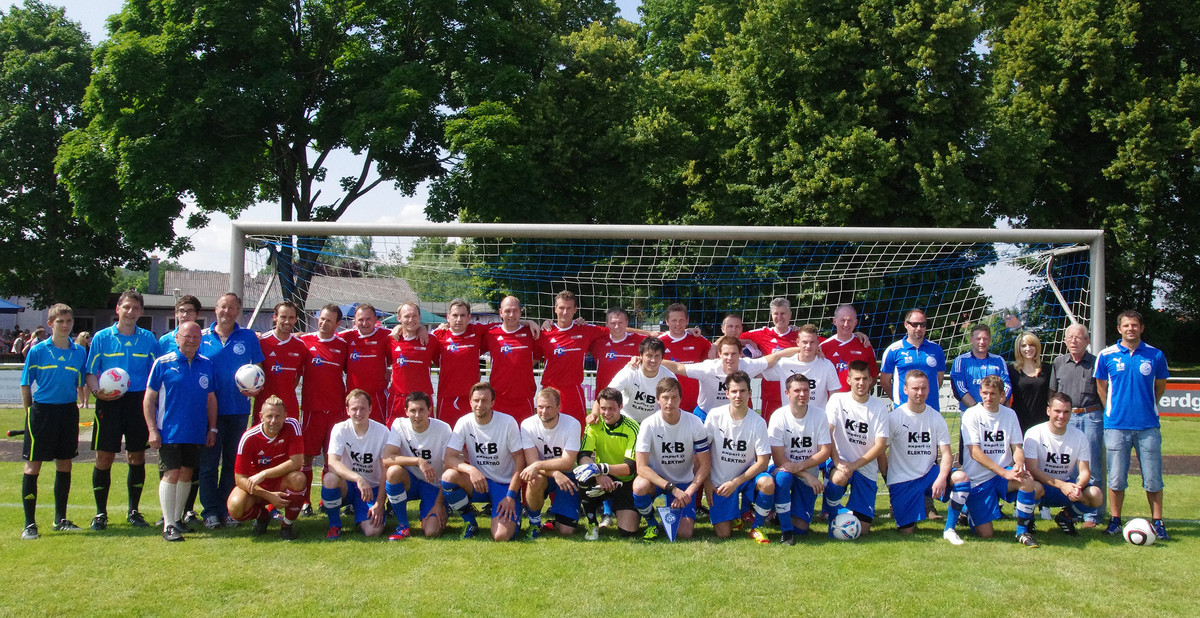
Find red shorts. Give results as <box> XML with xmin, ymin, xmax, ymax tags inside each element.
<box><xmin>545</xmin><ymin>384</ymin><xmax>586</xmax><ymax>432</ymax></box>
<box><xmin>302</xmin><ymin>409</ymin><xmax>339</xmax><ymax>456</ymax></box>
<box><xmin>492</xmin><ymin>394</ymin><xmax>533</xmax><ymax>422</ymax></box>
<box><xmin>436</xmin><ymin>392</ymin><xmax>471</xmax><ymax>429</ymax></box>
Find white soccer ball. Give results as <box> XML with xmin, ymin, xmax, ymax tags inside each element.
<box><xmin>831</xmin><ymin>512</ymin><xmax>862</xmax><ymax>540</ymax></box>
<box><xmin>97</xmin><ymin>367</ymin><xmax>130</xmax><ymax>397</ymax></box>
<box><xmin>1123</xmin><ymin>518</ymin><xmax>1156</xmax><ymax>546</ymax></box>
<box><xmin>234</xmin><ymin>364</ymin><xmax>265</xmax><ymax>392</ymax></box>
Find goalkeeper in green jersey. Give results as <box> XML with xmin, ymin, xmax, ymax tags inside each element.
<box><xmin>574</xmin><ymin>388</ymin><xmax>640</xmax><ymax>540</ymax></box>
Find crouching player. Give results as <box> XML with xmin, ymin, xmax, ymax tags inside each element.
<box><xmin>885</xmin><ymin>371</ymin><xmax>968</xmax><ymax>545</ymax></box>
<box><xmin>1024</xmin><ymin>392</ymin><xmax>1103</xmax><ymax>536</ymax></box>
<box><xmin>227</xmin><ymin>396</ymin><xmax>306</xmax><ymax>540</ymax></box>
<box><xmin>574</xmin><ymin>388</ymin><xmax>640</xmax><ymax>540</ymax></box>
<box><xmin>382</xmin><ymin>391</ymin><xmax>454</xmax><ymax>539</ymax></box>
<box><xmin>962</xmin><ymin>375</ymin><xmax>1040</xmax><ymax>546</ymax></box>
<box><xmin>705</xmin><ymin>371</ymin><xmax>774</xmax><ymax>543</ymax></box>
<box><xmin>632</xmin><ymin>378</ymin><xmax>711</xmax><ymax>541</ymax></box>
<box><xmin>519</xmin><ymin>387</ymin><xmax>583</xmax><ymax>538</ymax></box>
<box><xmin>822</xmin><ymin>360</ymin><xmax>890</xmax><ymax>537</ymax></box>
<box><xmin>440</xmin><ymin>382</ymin><xmax>526</xmax><ymax>541</ymax></box>
<box><xmin>768</xmin><ymin>374</ymin><xmax>832</xmax><ymax>545</ymax></box>
<box><xmin>322</xmin><ymin>389</ymin><xmax>390</xmax><ymax>539</ymax></box>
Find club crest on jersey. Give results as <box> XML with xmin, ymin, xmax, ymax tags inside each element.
<box><xmin>233</xmin><ymin>342</ymin><xmax>246</xmax><ymax>355</ymax></box>
<box><xmin>925</xmin><ymin>356</ymin><xmax>937</xmax><ymax>367</ymax></box>
<box><xmin>198</xmin><ymin>375</ymin><xmax>210</xmax><ymax>389</ymax></box>
<box><xmin>446</xmin><ymin>343</ymin><xmax>459</xmax><ymax>352</ymax></box>
<box><xmin>349</xmin><ymin>351</ymin><xmax>360</xmax><ymax>361</ymax></box>
<box><xmin>554</xmin><ymin>346</ymin><xmax>567</xmax><ymax>356</ymax></box>
<box><xmin>1140</xmin><ymin>361</ymin><xmax>1152</xmax><ymax>376</ymax></box>
<box><xmin>396</xmin><ymin>356</ymin><xmax>408</xmax><ymax>366</ymax></box>
<box><xmin>501</xmin><ymin>344</ymin><xmax>513</xmax><ymax>354</ymax></box>
<box><xmin>605</xmin><ymin>351</ymin><xmax>617</xmax><ymax>360</ymax></box>
<box><xmin>271</xmin><ymin>363</ymin><xmax>283</xmax><ymax>374</ymax></box>
<box><xmin>312</xmin><ymin>356</ymin><xmax>324</xmax><ymax>366</ymax></box>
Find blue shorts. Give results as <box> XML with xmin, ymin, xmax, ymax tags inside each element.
<box><xmin>644</xmin><ymin>485</ymin><xmax>699</xmax><ymax>521</ymax></box>
<box><xmin>1039</xmin><ymin>484</ymin><xmax>1098</xmax><ymax>515</ymax></box>
<box><xmin>771</xmin><ymin>465</ymin><xmax>818</xmax><ymax>524</ymax></box>
<box><xmin>545</xmin><ymin>472</ymin><xmax>581</xmax><ymax>522</ymax></box>
<box><xmin>966</xmin><ymin>474</ymin><xmax>1016</xmax><ymax>527</ymax></box>
<box><xmin>845</xmin><ymin>470</ymin><xmax>879</xmax><ymax>521</ymax></box>
<box><xmin>346</xmin><ymin>485</ymin><xmax>379</xmax><ymax>525</ymax></box>
<box><xmin>710</xmin><ymin>473</ymin><xmax>771</xmax><ymax>524</ymax></box>
<box><xmin>409</xmin><ymin>477</ymin><xmax>443</xmax><ymax>521</ymax></box>
<box><xmin>691</xmin><ymin>406</ymin><xmax>707</xmax><ymax>423</ymax></box>
<box><xmin>888</xmin><ymin>466</ymin><xmax>952</xmax><ymax>529</ymax></box>
<box><xmin>471</xmin><ymin>478</ymin><xmax>520</xmax><ymax>524</ymax></box>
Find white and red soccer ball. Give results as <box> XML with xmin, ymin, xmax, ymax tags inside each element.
<box><xmin>97</xmin><ymin>367</ymin><xmax>130</xmax><ymax>398</ymax></box>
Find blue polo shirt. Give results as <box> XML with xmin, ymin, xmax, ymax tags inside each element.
<box><xmin>158</xmin><ymin>329</ymin><xmax>179</xmax><ymax>357</ymax></box>
<box><xmin>880</xmin><ymin>338</ymin><xmax>946</xmax><ymax>411</ymax></box>
<box><xmin>950</xmin><ymin>352</ymin><xmax>1012</xmax><ymax>404</ymax></box>
<box><xmin>1094</xmin><ymin>340</ymin><xmax>1169</xmax><ymax>430</ymax></box>
<box><xmin>200</xmin><ymin>323</ymin><xmax>264</xmax><ymax>416</ymax></box>
<box><xmin>148</xmin><ymin>351</ymin><xmax>215</xmax><ymax>444</ymax></box>
<box><xmin>86</xmin><ymin>324</ymin><xmax>159</xmax><ymax>391</ymax></box>
<box><xmin>22</xmin><ymin>339</ymin><xmax>88</xmax><ymax>404</ymax></box>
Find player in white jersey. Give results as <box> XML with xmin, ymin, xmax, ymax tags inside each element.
<box><xmin>704</xmin><ymin>371</ymin><xmax>774</xmax><ymax>543</ymax></box>
<box><xmin>661</xmin><ymin>335</ymin><xmax>798</xmax><ymax>419</ymax></box>
<box><xmin>1024</xmin><ymin>391</ymin><xmax>1103</xmax><ymax>537</ymax></box>
<box><xmin>761</xmin><ymin>325</ymin><xmax>841</xmax><ymax>413</ymax></box>
<box><xmin>440</xmin><ymin>382</ymin><xmax>526</xmax><ymax>541</ymax></box>
<box><xmin>632</xmin><ymin>378</ymin><xmax>712</xmax><ymax>541</ymax></box>
<box><xmin>822</xmin><ymin>360</ymin><xmax>890</xmax><ymax>536</ymax></box>
<box><xmin>519</xmin><ymin>387</ymin><xmax>583</xmax><ymax>537</ymax></box>
<box><xmin>961</xmin><ymin>375</ymin><xmax>1040</xmax><ymax>546</ymax></box>
<box><xmin>605</xmin><ymin>338</ymin><xmax>675</xmax><ymax>423</ymax></box>
<box><xmin>885</xmin><ymin>371</ymin><xmax>969</xmax><ymax>545</ymax></box>
<box><xmin>382</xmin><ymin>391</ymin><xmax>454</xmax><ymax>539</ymax></box>
<box><xmin>321</xmin><ymin>389</ymin><xmax>391</xmax><ymax>539</ymax></box>
<box><xmin>768</xmin><ymin>374</ymin><xmax>832</xmax><ymax>544</ymax></box>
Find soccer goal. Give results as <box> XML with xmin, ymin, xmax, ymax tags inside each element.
<box><xmin>230</xmin><ymin>222</ymin><xmax>1105</xmax><ymax>360</ymax></box>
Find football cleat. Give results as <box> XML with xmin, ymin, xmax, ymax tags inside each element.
<box><xmin>388</xmin><ymin>526</ymin><xmax>411</xmax><ymax>541</ymax></box>
<box><xmin>750</xmin><ymin>528</ymin><xmax>770</xmax><ymax>544</ymax></box>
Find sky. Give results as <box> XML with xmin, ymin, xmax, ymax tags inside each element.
<box><xmin>52</xmin><ymin>0</ymin><xmax>644</xmax><ymax>272</ymax></box>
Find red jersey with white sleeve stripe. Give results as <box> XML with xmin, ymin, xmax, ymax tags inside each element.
<box><xmin>536</xmin><ymin>322</ymin><xmax>607</xmax><ymax>429</ymax></box>
<box><xmin>234</xmin><ymin>417</ymin><xmax>305</xmax><ymax>487</ymax></box>
<box><xmin>433</xmin><ymin>322</ymin><xmax>488</xmax><ymax>427</ymax></box>
<box><xmin>820</xmin><ymin>335</ymin><xmax>879</xmax><ymax>392</ymax></box>
<box><xmin>659</xmin><ymin>331</ymin><xmax>711</xmax><ymax>412</ymax></box>
<box><xmin>740</xmin><ymin>326</ymin><xmax>797</xmax><ymax>412</ymax></box>
<box><xmin>387</xmin><ymin>334</ymin><xmax>442</xmax><ymax>425</ymax></box>
<box><xmin>484</xmin><ymin>323</ymin><xmax>540</xmax><ymax>420</ymax></box>
<box><xmin>341</xmin><ymin>326</ymin><xmax>393</xmax><ymax>423</ymax></box>
<box><xmin>253</xmin><ymin>332</ymin><xmax>309</xmax><ymax>420</ymax></box>
<box><xmin>590</xmin><ymin>331</ymin><xmax>646</xmax><ymax>391</ymax></box>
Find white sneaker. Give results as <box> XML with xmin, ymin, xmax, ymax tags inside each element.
<box><xmin>598</xmin><ymin>515</ymin><xmax>613</xmax><ymax>529</ymax></box>
<box><xmin>585</xmin><ymin>525</ymin><xmax>600</xmax><ymax>541</ymax></box>
<box><xmin>943</xmin><ymin>528</ymin><xmax>965</xmax><ymax>546</ymax></box>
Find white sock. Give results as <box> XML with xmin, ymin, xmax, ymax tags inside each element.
<box><xmin>172</xmin><ymin>479</ymin><xmax>190</xmax><ymax>524</ymax></box>
<box><xmin>158</xmin><ymin>481</ymin><xmax>174</xmax><ymax>531</ymax></box>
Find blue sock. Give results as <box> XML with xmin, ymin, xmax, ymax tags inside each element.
<box><xmin>385</xmin><ymin>482</ymin><xmax>409</xmax><ymax>529</ymax></box>
<box><xmin>440</xmin><ymin>480</ymin><xmax>476</xmax><ymax>526</ymax></box>
<box><xmin>774</xmin><ymin>470</ymin><xmax>795</xmax><ymax>533</ymax></box>
<box><xmin>823</xmin><ymin>479</ymin><xmax>847</xmax><ymax>516</ymax></box>
<box><xmin>321</xmin><ymin>487</ymin><xmax>343</xmax><ymax>528</ymax></box>
<box><xmin>753</xmin><ymin>488</ymin><xmax>773</xmax><ymax>529</ymax></box>
<box><xmin>1015</xmin><ymin>490</ymin><xmax>1036</xmax><ymax>535</ymax></box>
<box><xmin>945</xmin><ymin>481</ymin><xmax>969</xmax><ymax>531</ymax></box>
<box><xmin>633</xmin><ymin>492</ymin><xmax>658</xmax><ymax>528</ymax></box>
<box><xmin>602</xmin><ymin>499</ymin><xmax>614</xmax><ymax>517</ymax></box>
<box><xmin>527</xmin><ymin>506</ymin><xmax>542</xmax><ymax>528</ymax></box>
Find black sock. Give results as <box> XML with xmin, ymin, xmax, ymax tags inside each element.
<box><xmin>128</xmin><ymin>464</ymin><xmax>145</xmax><ymax>512</ymax></box>
<box><xmin>54</xmin><ymin>471</ymin><xmax>71</xmax><ymax>523</ymax></box>
<box><xmin>22</xmin><ymin>473</ymin><xmax>37</xmax><ymax>526</ymax></box>
<box><xmin>185</xmin><ymin>480</ymin><xmax>199</xmax><ymax>513</ymax></box>
<box><xmin>93</xmin><ymin>467</ymin><xmax>111</xmax><ymax>515</ymax></box>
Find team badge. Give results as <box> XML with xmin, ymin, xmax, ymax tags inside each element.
<box><xmin>1140</xmin><ymin>361</ymin><xmax>1152</xmax><ymax>376</ymax></box>
<box><xmin>199</xmin><ymin>375</ymin><xmax>210</xmax><ymax>389</ymax></box>
<box><xmin>925</xmin><ymin>355</ymin><xmax>937</xmax><ymax>367</ymax></box>
<box><xmin>233</xmin><ymin>342</ymin><xmax>246</xmax><ymax>355</ymax></box>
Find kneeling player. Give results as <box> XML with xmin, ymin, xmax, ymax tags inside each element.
<box><xmin>823</xmin><ymin>360</ymin><xmax>890</xmax><ymax>536</ymax></box>
<box><xmin>321</xmin><ymin>389</ymin><xmax>390</xmax><ymax>539</ymax></box>
<box><xmin>1024</xmin><ymin>392</ymin><xmax>1103</xmax><ymax>536</ymax></box>
<box><xmin>227</xmin><ymin>396</ymin><xmax>306</xmax><ymax>540</ymax></box>
<box><xmin>632</xmin><ymin>378</ymin><xmax>711</xmax><ymax>541</ymax></box>
<box><xmin>962</xmin><ymin>375</ymin><xmax>1040</xmax><ymax>546</ymax></box>
<box><xmin>575</xmin><ymin>388</ymin><xmax>640</xmax><ymax>540</ymax></box>
<box><xmin>768</xmin><ymin>374</ymin><xmax>832</xmax><ymax>544</ymax></box>
<box><xmin>705</xmin><ymin>371</ymin><xmax>774</xmax><ymax>543</ymax></box>
<box><xmin>382</xmin><ymin>391</ymin><xmax>453</xmax><ymax>539</ymax></box>
<box><xmin>440</xmin><ymin>382</ymin><xmax>526</xmax><ymax>541</ymax></box>
<box><xmin>519</xmin><ymin>387</ymin><xmax>583</xmax><ymax>537</ymax></box>
<box><xmin>885</xmin><ymin>371</ymin><xmax>968</xmax><ymax>545</ymax></box>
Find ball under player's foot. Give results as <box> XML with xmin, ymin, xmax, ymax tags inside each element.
<box><xmin>388</xmin><ymin>526</ymin><xmax>411</xmax><ymax>541</ymax></box>
<box><xmin>21</xmin><ymin>523</ymin><xmax>39</xmax><ymax>540</ymax></box>
<box><xmin>1053</xmin><ymin>509</ymin><xmax>1077</xmax><ymax>536</ymax></box>
<box><xmin>326</xmin><ymin>526</ymin><xmax>341</xmax><ymax>540</ymax></box>
<box><xmin>90</xmin><ymin>513</ymin><xmax>108</xmax><ymax>531</ymax></box>
<box><xmin>942</xmin><ymin>529</ymin><xmax>965</xmax><ymax>545</ymax></box>
<box><xmin>53</xmin><ymin>519</ymin><xmax>82</xmax><ymax>532</ymax></box>
<box><xmin>585</xmin><ymin>525</ymin><xmax>600</xmax><ymax>541</ymax></box>
<box><xmin>1016</xmin><ymin>532</ymin><xmax>1039</xmax><ymax>547</ymax></box>
<box><xmin>750</xmin><ymin>528</ymin><xmax>770</xmax><ymax>544</ymax></box>
<box><xmin>462</xmin><ymin>521</ymin><xmax>478</xmax><ymax>539</ymax></box>
<box><xmin>162</xmin><ymin>524</ymin><xmax>184</xmax><ymax>542</ymax></box>
<box><xmin>127</xmin><ymin>510</ymin><xmax>149</xmax><ymax>527</ymax></box>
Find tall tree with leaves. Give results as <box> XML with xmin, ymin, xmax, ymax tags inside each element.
<box><xmin>0</xmin><ymin>0</ymin><xmax>135</xmax><ymax>308</ymax></box>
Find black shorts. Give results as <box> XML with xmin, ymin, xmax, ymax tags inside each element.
<box><xmin>609</xmin><ymin>480</ymin><xmax>635</xmax><ymax>512</ymax></box>
<box><xmin>159</xmin><ymin>443</ymin><xmax>203</xmax><ymax>471</ymax></box>
<box><xmin>23</xmin><ymin>402</ymin><xmax>80</xmax><ymax>462</ymax></box>
<box><xmin>92</xmin><ymin>390</ymin><xmax>149</xmax><ymax>454</ymax></box>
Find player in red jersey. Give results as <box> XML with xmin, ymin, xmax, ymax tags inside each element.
<box><xmin>432</xmin><ymin>300</ymin><xmax>486</xmax><ymax>427</ymax></box>
<box><xmin>819</xmin><ymin>304</ymin><xmax>878</xmax><ymax>392</ymax></box>
<box><xmin>341</xmin><ymin>303</ymin><xmax>393</xmax><ymax>424</ymax></box>
<box><xmin>387</xmin><ymin>303</ymin><xmax>441</xmax><ymax>426</ymax></box>
<box><xmin>537</xmin><ymin>291</ymin><xmax>607</xmax><ymax>429</ymax></box>
<box><xmin>658</xmin><ymin>303</ymin><xmax>711</xmax><ymax>413</ymax></box>
<box><xmin>227</xmin><ymin>396</ymin><xmax>306</xmax><ymax>539</ymax></box>
<box><xmin>740</xmin><ymin>298</ymin><xmax>799</xmax><ymax>413</ymax></box>
<box><xmin>484</xmin><ymin>296</ymin><xmax>541</xmax><ymax>420</ymax></box>
<box><xmin>297</xmin><ymin>304</ymin><xmax>349</xmax><ymax>513</ymax></box>
<box><xmin>253</xmin><ymin>301</ymin><xmax>310</xmax><ymax>422</ymax></box>
<box><xmin>590</xmin><ymin>307</ymin><xmax>646</xmax><ymax>392</ymax></box>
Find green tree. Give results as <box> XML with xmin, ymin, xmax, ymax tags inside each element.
<box><xmin>987</xmin><ymin>0</ymin><xmax>1200</xmax><ymax>315</ymax></box>
<box><xmin>0</xmin><ymin>0</ymin><xmax>136</xmax><ymax>308</ymax></box>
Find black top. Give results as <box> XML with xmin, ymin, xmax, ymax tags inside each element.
<box><xmin>1009</xmin><ymin>361</ymin><xmax>1051</xmax><ymax>435</ymax></box>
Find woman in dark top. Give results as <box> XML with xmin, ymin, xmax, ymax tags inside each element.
<box><xmin>1009</xmin><ymin>332</ymin><xmax>1051</xmax><ymax>434</ymax></box>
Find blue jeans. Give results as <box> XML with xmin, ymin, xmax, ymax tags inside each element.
<box><xmin>1070</xmin><ymin>410</ymin><xmax>1106</xmax><ymax>521</ymax></box>
<box><xmin>1104</xmin><ymin>427</ymin><xmax>1163</xmax><ymax>493</ymax></box>
<box><xmin>199</xmin><ymin>414</ymin><xmax>248</xmax><ymax>519</ymax></box>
